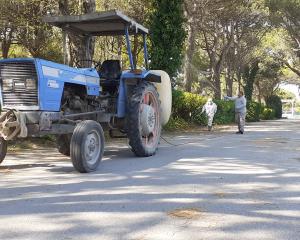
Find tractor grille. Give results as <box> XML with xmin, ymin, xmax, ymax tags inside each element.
<box><xmin>0</xmin><ymin>61</ymin><xmax>38</xmax><ymax>107</ymax></box>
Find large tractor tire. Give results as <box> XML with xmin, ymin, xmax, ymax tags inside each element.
<box><xmin>150</xmin><ymin>70</ymin><xmax>172</xmax><ymax>126</ymax></box>
<box><xmin>127</xmin><ymin>81</ymin><xmax>161</xmax><ymax>157</ymax></box>
<box><xmin>56</xmin><ymin>134</ymin><xmax>72</xmax><ymax>156</ymax></box>
<box><xmin>0</xmin><ymin>137</ymin><xmax>7</xmax><ymax>164</ymax></box>
<box><xmin>70</xmin><ymin>120</ymin><xmax>105</xmax><ymax>173</ymax></box>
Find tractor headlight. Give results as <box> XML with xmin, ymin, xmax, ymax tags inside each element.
<box><xmin>26</xmin><ymin>79</ymin><xmax>37</xmax><ymax>90</ymax></box>
<box><xmin>2</xmin><ymin>79</ymin><xmax>13</xmax><ymax>91</ymax></box>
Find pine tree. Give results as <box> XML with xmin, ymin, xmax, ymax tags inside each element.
<box><xmin>149</xmin><ymin>0</ymin><xmax>186</xmax><ymax>81</ymax></box>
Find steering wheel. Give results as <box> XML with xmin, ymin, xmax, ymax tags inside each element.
<box><xmin>75</xmin><ymin>59</ymin><xmax>101</xmax><ymax>71</ymax></box>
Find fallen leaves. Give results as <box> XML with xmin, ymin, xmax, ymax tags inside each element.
<box><xmin>0</xmin><ymin>168</ymin><xmax>12</xmax><ymax>174</ymax></box>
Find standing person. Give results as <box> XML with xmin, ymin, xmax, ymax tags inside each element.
<box><xmin>201</xmin><ymin>98</ymin><xmax>218</xmax><ymax>131</ymax></box>
<box><xmin>225</xmin><ymin>91</ymin><xmax>247</xmax><ymax>134</ymax></box>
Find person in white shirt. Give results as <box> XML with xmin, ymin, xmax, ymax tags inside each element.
<box><xmin>225</xmin><ymin>91</ymin><xmax>247</xmax><ymax>134</ymax></box>
<box><xmin>201</xmin><ymin>98</ymin><xmax>218</xmax><ymax>131</ymax></box>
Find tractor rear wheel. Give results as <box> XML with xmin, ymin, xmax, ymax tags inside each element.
<box><xmin>0</xmin><ymin>137</ymin><xmax>7</xmax><ymax>164</ymax></box>
<box><xmin>70</xmin><ymin>120</ymin><xmax>104</xmax><ymax>173</ymax></box>
<box><xmin>127</xmin><ymin>81</ymin><xmax>161</xmax><ymax>157</ymax></box>
<box><xmin>56</xmin><ymin>134</ymin><xmax>72</xmax><ymax>156</ymax></box>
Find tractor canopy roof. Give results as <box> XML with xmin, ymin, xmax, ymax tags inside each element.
<box><xmin>43</xmin><ymin>10</ymin><xmax>148</xmax><ymax>36</ymax></box>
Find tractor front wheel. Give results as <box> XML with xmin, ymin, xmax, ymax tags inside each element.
<box><xmin>0</xmin><ymin>137</ymin><xmax>7</xmax><ymax>164</ymax></box>
<box><xmin>127</xmin><ymin>81</ymin><xmax>161</xmax><ymax>157</ymax></box>
<box><xmin>70</xmin><ymin>120</ymin><xmax>105</xmax><ymax>173</ymax></box>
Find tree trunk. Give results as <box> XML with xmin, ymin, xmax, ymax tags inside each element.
<box><xmin>225</xmin><ymin>66</ymin><xmax>234</xmax><ymax>96</ymax></box>
<box><xmin>184</xmin><ymin>23</ymin><xmax>196</xmax><ymax>92</ymax></box>
<box><xmin>212</xmin><ymin>66</ymin><xmax>222</xmax><ymax>99</ymax></box>
<box><xmin>1</xmin><ymin>27</ymin><xmax>14</xmax><ymax>59</ymax></box>
<box><xmin>1</xmin><ymin>41</ymin><xmax>11</xmax><ymax>59</ymax></box>
<box><xmin>256</xmin><ymin>80</ymin><xmax>262</xmax><ymax>104</ymax></box>
<box><xmin>117</xmin><ymin>36</ymin><xmax>123</xmax><ymax>63</ymax></box>
<box><xmin>243</xmin><ymin>61</ymin><xmax>259</xmax><ymax>101</ymax></box>
<box><xmin>58</xmin><ymin>0</ymin><xmax>96</xmax><ymax>67</ymax></box>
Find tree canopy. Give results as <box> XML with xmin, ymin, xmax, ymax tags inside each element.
<box><xmin>0</xmin><ymin>0</ymin><xmax>299</xmax><ymax>101</ymax></box>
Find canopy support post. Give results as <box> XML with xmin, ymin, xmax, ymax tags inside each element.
<box><xmin>62</xmin><ymin>31</ymin><xmax>71</xmax><ymax>65</ymax></box>
<box><xmin>125</xmin><ymin>26</ymin><xmax>134</xmax><ymax>71</ymax></box>
<box><xmin>143</xmin><ymin>33</ymin><xmax>149</xmax><ymax>70</ymax></box>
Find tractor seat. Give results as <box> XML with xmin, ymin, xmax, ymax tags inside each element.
<box><xmin>99</xmin><ymin>60</ymin><xmax>121</xmax><ymax>87</ymax></box>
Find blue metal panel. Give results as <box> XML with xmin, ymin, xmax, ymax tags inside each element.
<box><xmin>0</xmin><ymin>58</ymin><xmax>101</xmax><ymax>112</ymax></box>
<box><xmin>116</xmin><ymin>70</ymin><xmax>154</xmax><ymax>118</ymax></box>
<box><xmin>36</xmin><ymin>59</ymin><xmax>100</xmax><ymax>111</ymax></box>
<box><xmin>0</xmin><ymin>58</ymin><xmax>35</xmax><ymax>63</ymax></box>
<box><xmin>34</xmin><ymin>59</ymin><xmax>64</xmax><ymax>111</ymax></box>
<box><xmin>117</xmin><ymin>78</ymin><xmax>127</xmax><ymax>118</ymax></box>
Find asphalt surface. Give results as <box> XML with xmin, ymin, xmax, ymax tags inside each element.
<box><xmin>0</xmin><ymin>120</ymin><xmax>299</xmax><ymax>240</ymax></box>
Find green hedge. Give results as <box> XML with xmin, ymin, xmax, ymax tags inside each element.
<box><xmin>165</xmin><ymin>90</ymin><xmax>276</xmax><ymax>130</ymax></box>
<box><xmin>266</xmin><ymin>95</ymin><xmax>282</xmax><ymax>119</ymax></box>
<box><xmin>214</xmin><ymin>100</ymin><xmax>235</xmax><ymax>124</ymax></box>
<box><xmin>172</xmin><ymin>90</ymin><xmax>206</xmax><ymax>123</ymax></box>
<box><xmin>260</xmin><ymin>107</ymin><xmax>276</xmax><ymax>120</ymax></box>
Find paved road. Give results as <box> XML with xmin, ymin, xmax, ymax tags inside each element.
<box><xmin>0</xmin><ymin>120</ymin><xmax>299</xmax><ymax>240</ymax></box>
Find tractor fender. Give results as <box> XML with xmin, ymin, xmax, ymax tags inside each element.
<box><xmin>149</xmin><ymin>70</ymin><xmax>172</xmax><ymax>126</ymax></box>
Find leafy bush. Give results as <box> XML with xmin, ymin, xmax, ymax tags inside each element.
<box><xmin>172</xmin><ymin>90</ymin><xmax>207</xmax><ymax>124</ymax></box>
<box><xmin>260</xmin><ymin>107</ymin><xmax>276</xmax><ymax>120</ymax></box>
<box><xmin>165</xmin><ymin>90</ymin><xmax>277</xmax><ymax>130</ymax></box>
<box><xmin>170</xmin><ymin>90</ymin><xmax>235</xmax><ymax>126</ymax></box>
<box><xmin>266</xmin><ymin>95</ymin><xmax>282</xmax><ymax>119</ymax></box>
<box><xmin>246</xmin><ymin>101</ymin><xmax>262</xmax><ymax>122</ymax></box>
<box><xmin>214</xmin><ymin>100</ymin><xmax>235</xmax><ymax>124</ymax></box>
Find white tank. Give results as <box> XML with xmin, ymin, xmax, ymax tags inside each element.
<box><xmin>150</xmin><ymin>70</ymin><xmax>172</xmax><ymax>126</ymax></box>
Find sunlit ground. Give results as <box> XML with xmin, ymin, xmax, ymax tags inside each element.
<box><xmin>0</xmin><ymin>119</ymin><xmax>299</xmax><ymax>240</ymax></box>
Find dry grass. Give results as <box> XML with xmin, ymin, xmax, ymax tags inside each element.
<box><xmin>8</xmin><ymin>137</ymin><xmax>56</xmax><ymax>152</ymax></box>
<box><xmin>167</xmin><ymin>208</ymin><xmax>202</xmax><ymax>220</ymax></box>
<box><xmin>0</xmin><ymin>168</ymin><xmax>12</xmax><ymax>174</ymax></box>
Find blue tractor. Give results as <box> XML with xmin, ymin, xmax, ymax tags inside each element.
<box><xmin>0</xmin><ymin>10</ymin><xmax>172</xmax><ymax>172</ymax></box>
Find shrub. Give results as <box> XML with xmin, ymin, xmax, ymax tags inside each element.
<box><xmin>266</xmin><ymin>95</ymin><xmax>282</xmax><ymax>119</ymax></box>
<box><xmin>260</xmin><ymin>107</ymin><xmax>276</xmax><ymax>120</ymax></box>
<box><xmin>171</xmin><ymin>90</ymin><xmax>235</xmax><ymax>126</ymax></box>
<box><xmin>165</xmin><ymin>90</ymin><xmax>274</xmax><ymax>130</ymax></box>
<box><xmin>246</xmin><ymin>101</ymin><xmax>262</xmax><ymax>122</ymax></box>
<box><xmin>214</xmin><ymin>100</ymin><xmax>235</xmax><ymax>124</ymax></box>
<box><xmin>172</xmin><ymin>90</ymin><xmax>207</xmax><ymax>124</ymax></box>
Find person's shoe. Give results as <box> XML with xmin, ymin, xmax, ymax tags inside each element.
<box><xmin>236</xmin><ymin>131</ymin><xmax>244</xmax><ymax>134</ymax></box>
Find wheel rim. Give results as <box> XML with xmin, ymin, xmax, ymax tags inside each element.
<box><xmin>140</xmin><ymin>91</ymin><xmax>160</xmax><ymax>148</ymax></box>
<box><xmin>84</xmin><ymin>130</ymin><xmax>101</xmax><ymax>165</ymax></box>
